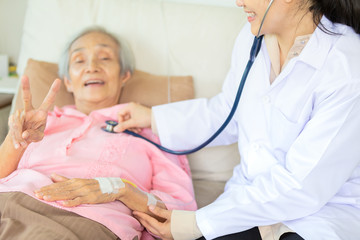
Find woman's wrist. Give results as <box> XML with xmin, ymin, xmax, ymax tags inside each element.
<box><xmin>115</xmin><ymin>182</ymin><xmax>131</xmax><ymax>201</ymax></box>
<box><xmin>0</xmin><ymin>134</ymin><xmax>27</xmax><ymax>178</ymax></box>
<box><xmin>4</xmin><ymin>133</ymin><xmax>27</xmax><ymax>151</ymax></box>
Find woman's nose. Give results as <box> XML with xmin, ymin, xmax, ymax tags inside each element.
<box><xmin>236</xmin><ymin>0</ymin><xmax>244</xmax><ymax>7</ymax></box>
<box><xmin>86</xmin><ymin>58</ymin><xmax>100</xmax><ymax>72</ymax></box>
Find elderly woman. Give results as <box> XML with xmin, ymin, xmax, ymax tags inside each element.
<box><xmin>0</xmin><ymin>27</ymin><xmax>196</xmax><ymax>240</ymax></box>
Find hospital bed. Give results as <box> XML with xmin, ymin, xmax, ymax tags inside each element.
<box><xmin>9</xmin><ymin>0</ymin><xmax>247</xmax><ymax>209</ymax></box>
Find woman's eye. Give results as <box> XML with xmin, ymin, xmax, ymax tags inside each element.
<box><xmin>72</xmin><ymin>57</ymin><xmax>84</xmax><ymax>64</ymax></box>
<box><xmin>101</xmin><ymin>57</ymin><xmax>110</xmax><ymax>61</ymax></box>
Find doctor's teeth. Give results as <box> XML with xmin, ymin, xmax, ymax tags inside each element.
<box><xmin>247</xmin><ymin>12</ymin><xmax>255</xmax><ymax>18</ymax></box>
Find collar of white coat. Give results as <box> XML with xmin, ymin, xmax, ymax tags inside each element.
<box><xmin>297</xmin><ymin>16</ymin><xmax>345</xmax><ymax>70</ymax></box>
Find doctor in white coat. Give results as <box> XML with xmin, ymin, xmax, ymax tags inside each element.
<box><xmin>115</xmin><ymin>0</ymin><xmax>360</xmax><ymax>239</ymax></box>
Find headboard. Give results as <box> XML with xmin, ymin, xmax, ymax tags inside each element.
<box><xmin>14</xmin><ymin>0</ymin><xmax>247</xmax><ymax>207</ymax></box>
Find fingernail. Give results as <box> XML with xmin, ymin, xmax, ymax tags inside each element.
<box><xmin>149</xmin><ymin>205</ymin><xmax>155</xmax><ymax>210</ymax></box>
<box><xmin>14</xmin><ymin>143</ymin><xmax>19</xmax><ymax>149</ymax></box>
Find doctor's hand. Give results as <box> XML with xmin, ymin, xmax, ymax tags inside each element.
<box><xmin>133</xmin><ymin>205</ymin><xmax>174</xmax><ymax>240</ymax></box>
<box><xmin>114</xmin><ymin>102</ymin><xmax>152</xmax><ymax>133</ymax></box>
<box><xmin>8</xmin><ymin>76</ymin><xmax>61</xmax><ymax>149</ymax></box>
<box><xmin>34</xmin><ymin>174</ymin><xmax>120</xmax><ymax>207</ymax></box>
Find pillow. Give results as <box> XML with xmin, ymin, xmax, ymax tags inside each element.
<box><xmin>12</xmin><ymin>58</ymin><xmax>194</xmax><ymax>111</ymax></box>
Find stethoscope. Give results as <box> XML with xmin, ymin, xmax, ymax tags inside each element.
<box><xmin>103</xmin><ymin>0</ymin><xmax>275</xmax><ymax>155</ymax></box>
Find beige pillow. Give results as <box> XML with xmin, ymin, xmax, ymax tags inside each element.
<box><xmin>13</xmin><ymin>58</ymin><xmax>194</xmax><ymax>111</ymax></box>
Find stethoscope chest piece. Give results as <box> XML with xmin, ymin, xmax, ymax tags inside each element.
<box><xmin>101</xmin><ymin>120</ymin><xmax>118</xmax><ymax>133</ymax></box>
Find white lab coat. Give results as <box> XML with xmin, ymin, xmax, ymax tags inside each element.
<box><xmin>153</xmin><ymin>17</ymin><xmax>360</xmax><ymax>240</ymax></box>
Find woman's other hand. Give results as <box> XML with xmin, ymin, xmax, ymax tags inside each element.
<box><xmin>114</xmin><ymin>102</ymin><xmax>152</xmax><ymax>133</ymax></box>
<box><xmin>34</xmin><ymin>174</ymin><xmax>120</xmax><ymax>207</ymax></box>
<box><xmin>8</xmin><ymin>76</ymin><xmax>61</xmax><ymax>149</ymax></box>
<box><xmin>133</xmin><ymin>205</ymin><xmax>173</xmax><ymax>240</ymax></box>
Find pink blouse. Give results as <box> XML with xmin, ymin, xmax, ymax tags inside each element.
<box><xmin>0</xmin><ymin>104</ymin><xmax>197</xmax><ymax>240</ymax></box>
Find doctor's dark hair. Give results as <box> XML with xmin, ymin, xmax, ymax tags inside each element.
<box><xmin>58</xmin><ymin>26</ymin><xmax>135</xmax><ymax>80</ymax></box>
<box><xmin>308</xmin><ymin>0</ymin><xmax>360</xmax><ymax>34</ymax></box>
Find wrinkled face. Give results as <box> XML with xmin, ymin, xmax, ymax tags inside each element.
<box><xmin>236</xmin><ymin>0</ymin><xmax>290</xmax><ymax>36</ymax></box>
<box><xmin>65</xmin><ymin>31</ymin><xmax>129</xmax><ymax>110</ymax></box>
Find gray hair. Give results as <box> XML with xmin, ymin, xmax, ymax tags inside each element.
<box><xmin>58</xmin><ymin>26</ymin><xmax>135</xmax><ymax>80</ymax></box>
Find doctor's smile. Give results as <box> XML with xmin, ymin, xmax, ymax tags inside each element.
<box><xmin>245</xmin><ymin>11</ymin><xmax>256</xmax><ymax>22</ymax></box>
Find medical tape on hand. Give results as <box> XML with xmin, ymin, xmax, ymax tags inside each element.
<box><xmin>146</xmin><ymin>192</ymin><xmax>158</xmax><ymax>206</ymax></box>
<box><xmin>138</xmin><ymin>188</ymin><xmax>158</xmax><ymax>206</ymax></box>
<box><xmin>95</xmin><ymin>177</ymin><xmax>125</xmax><ymax>194</ymax></box>
<box><xmin>95</xmin><ymin>178</ymin><xmax>170</xmax><ymax>207</ymax></box>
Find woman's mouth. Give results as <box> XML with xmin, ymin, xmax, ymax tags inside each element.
<box><xmin>84</xmin><ymin>80</ymin><xmax>105</xmax><ymax>86</ymax></box>
<box><xmin>246</xmin><ymin>11</ymin><xmax>256</xmax><ymax>22</ymax></box>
